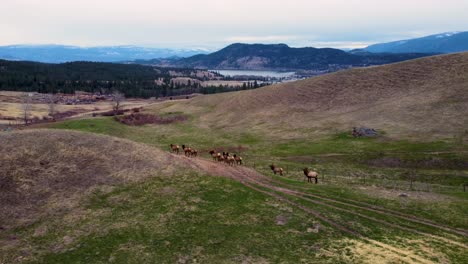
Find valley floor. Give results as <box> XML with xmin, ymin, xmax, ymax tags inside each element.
<box><xmin>1</xmin><ymin>102</ymin><xmax>467</xmax><ymax>263</ymax></box>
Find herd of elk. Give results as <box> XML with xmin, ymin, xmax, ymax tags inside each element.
<box><xmin>169</xmin><ymin>144</ymin><xmax>198</xmax><ymax>157</ymax></box>
<box><xmin>208</xmin><ymin>150</ymin><xmax>243</xmax><ymax>166</ymax></box>
<box><xmin>182</xmin><ymin>145</ymin><xmax>198</xmax><ymax>157</ymax></box>
<box><xmin>170</xmin><ymin>144</ymin><xmax>318</xmax><ymax>184</ymax></box>
<box><xmin>270</xmin><ymin>165</ymin><xmax>319</xmax><ymax>184</ymax></box>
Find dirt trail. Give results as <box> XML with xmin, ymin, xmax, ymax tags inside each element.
<box><xmin>171</xmin><ymin>154</ymin><xmax>468</xmax><ymax>246</ymax></box>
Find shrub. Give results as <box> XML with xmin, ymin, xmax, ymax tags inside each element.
<box><xmin>115</xmin><ymin>113</ymin><xmax>188</xmax><ymax>126</ymax></box>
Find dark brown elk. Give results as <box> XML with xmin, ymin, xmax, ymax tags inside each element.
<box><xmin>190</xmin><ymin>148</ymin><xmax>198</xmax><ymax>157</ymax></box>
<box><xmin>182</xmin><ymin>145</ymin><xmax>192</xmax><ymax>157</ymax></box>
<box><xmin>233</xmin><ymin>154</ymin><xmax>243</xmax><ymax>165</ymax></box>
<box><xmin>209</xmin><ymin>150</ymin><xmax>218</xmax><ymax>161</ymax></box>
<box><xmin>303</xmin><ymin>168</ymin><xmax>318</xmax><ymax>184</ymax></box>
<box><xmin>270</xmin><ymin>164</ymin><xmax>284</xmax><ymax>176</ymax></box>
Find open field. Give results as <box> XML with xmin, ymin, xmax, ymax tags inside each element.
<box><xmin>0</xmin><ymin>91</ymin><xmax>157</xmax><ymax>124</ymax></box>
<box><xmin>1</xmin><ymin>129</ymin><xmax>467</xmax><ymax>263</ymax></box>
<box><xmin>2</xmin><ymin>53</ymin><xmax>468</xmax><ymax>263</ymax></box>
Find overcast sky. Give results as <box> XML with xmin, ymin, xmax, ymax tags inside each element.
<box><xmin>2</xmin><ymin>0</ymin><xmax>467</xmax><ymax>49</ymax></box>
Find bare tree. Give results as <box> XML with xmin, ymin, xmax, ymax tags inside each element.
<box><xmin>47</xmin><ymin>93</ymin><xmax>57</xmax><ymax>118</ymax></box>
<box><xmin>112</xmin><ymin>91</ymin><xmax>125</xmax><ymax>112</ymax></box>
<box><xmin>21</xmin><ymin>93</ymin><xmax>32</xmax><ymax>125</ymax></box>
<box><xmin>404</xmin><ymin>170</ymin><xmax>418</xmax><ymax>191</ymax></box>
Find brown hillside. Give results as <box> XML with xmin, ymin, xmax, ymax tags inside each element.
<box><xmin>0</xmin><ymin>130</ymin><xmax>189</xmax><ymax>229</ymax></box>
<box><xmin>158</xmin><ymin>53</ymin><xmax>468</xmax><ymax>139</ymax></box>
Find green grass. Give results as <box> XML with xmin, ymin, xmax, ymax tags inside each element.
<box><xmin>43</xmin><ymin>116</ymin><xmax>468</xmax><ymax>262</ymax></box>
<box><xmin>11</xmin><ymin>172</ymin><xmax>348</xmax><ymax>264</ymax></box>
<box><xmin>50</xmin><ymin>117</ymin><xmax>468</xmax><ymax>187</ymax></box>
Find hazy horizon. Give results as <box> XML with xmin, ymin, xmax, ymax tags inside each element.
<box><xmin>2</xmin><ymin>0</ymin><xmax>468</xmax><ymax>50</ymax></box>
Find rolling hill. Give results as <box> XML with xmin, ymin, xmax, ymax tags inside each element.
<box><xmin>156</xmin><ymin>52</ymin><xmax>468</xmax><ymax>139</ymax></box>
<box><xmin>3</xmin><ymin>55</ymin><xmax>467</xmax><ymax>263</ymax></box>
<box><xmin>0</xmin><ymin>129</ymin><xmax>188</xmax><ymax>229</ymax></box>
<box><xmin>152</xmin><ymin>43</ymin><xmax>434</xmax><ymax>71</ymax></box>
<box><xmin>365</xmin><ymin>31</ymin><xmax>468</xmax><ymax>54</ymax></box>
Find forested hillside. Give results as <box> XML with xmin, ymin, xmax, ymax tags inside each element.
<box><xmin>0</xmin><ymin>60</ymin><xmax>257</xmax><ymax>98</ymax></box>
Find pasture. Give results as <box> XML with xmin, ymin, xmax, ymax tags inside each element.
<box><xmin>42</xmin><ymin>106</ymin><xmax>468</xmax><ymax>263</ymax></box>
<box><xmin>0</xmin><ymin>91</ymin><xmax>155</xmax><ymax>125</ymax></box>
<box><xmin>2</xmin><ymin>53</ymin><xmax>468</xmax><ymax>263</ymax></box>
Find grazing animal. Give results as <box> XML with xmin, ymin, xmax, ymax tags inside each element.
<box><xmin>233</xmin><ymin>154</ymin><xmax>243</xmax><ymax>165</ymax></box>
<box><xmin>216</xmin><ymin>153</ymin><xmax>225</xmax><ymax>162</ymax></box>
<box><xmin>209</xmin><ymin>150</ymin><xmax>218</xmax><ymax>161</ymax></box>
<box><xmin>190</xmin><ymin>148</ymin><xmax>198</xmax><ymax>157</ymax></box>
<box><xmin>303</xmin><ymin>168</ymin><xmax>319</xmax><ymax>184</ymax></box>
<box><xmin>226</xmin><ymin>155</ymin><xmax>235</xmax><ymax>166</ymax></box>
<box><xmin>169</xmin><ymin>144</ymin><xmax>180</xmax><ymax>154</ymax></box>
<box><xmin>182</xmin><ymin>145</ymin><xmax>192</xmax><ymax>157</ymax></box>
<box><xmin>270</xmin><ymin>164</ymin><xmax>284</xmax><ymax>176</ymax></box>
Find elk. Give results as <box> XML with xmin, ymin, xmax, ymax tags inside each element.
<box><xmin>209</xmin><ymin>150</ymin><xmax>218</xmax><ymax>161</ymax></box>
<box><xmin>169</xmin><ymin>144</ymin><xmax>180</xmax><ymax>154</ymax></box>
<box><xmin>216</xmin><ymin>154</ymin><xmax>225</xmax><ymax>162</ymax></box>
<box><xmin>190</xmin><ymin>148</ymin><xmax>198</xmax><ymax>157</ymax></box>
<box><xmin>226</xmin><ymin>155</ymin><xmax>235</xmax><ymax>166</ymax></box>
<box><xmin>233</xmin><ymin>154</ymin><xmax>243</xmax><ymax>165</ymax></box>
<box><xmin>270</xmin><ymin>164</ymin><xmax>284</xmax><ymax>176</ymax></box>
<box><xmin>182</xmin><ymin>145</ymin><xmax>192</xmax><ymax>157</ymax></box>
<box><xmin>303</xmin><ymin>168</ymin><xmax>319</xmax><ymax>184</ymax></box>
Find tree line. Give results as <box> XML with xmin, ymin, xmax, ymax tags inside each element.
<box><xmin>0</xmin><ymin>60</ymin><xmax>266</xmax><ymax>98</ymax></box>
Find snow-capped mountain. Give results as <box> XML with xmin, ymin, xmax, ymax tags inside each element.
<box><xmin>364</xmin><ymin>31</ymin><xmax>468</xmax><ymax>53</ymax></box>
<box><xmin>0</xmin><ymin>44</ymin><xmax>210</xmax><ymax>63</ymax></box>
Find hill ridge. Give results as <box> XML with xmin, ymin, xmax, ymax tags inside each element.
<box><xmin>159</xmin><ymin>52</ymin><xmax>468</xmax><ymax>139</ymax></box>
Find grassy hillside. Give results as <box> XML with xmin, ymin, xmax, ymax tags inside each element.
<box><xmin>3</xmin><ymin>53</ymin><xmax>468</xmax><ymax>263</ymax></box>
<box><xmin>0</xmin><ymin>130</ymin><xmax>349</xmax><ymax>263</ymax></box>
<box><xmin>154</xmin><ymin>52</ymin><xmax>468</xmax><ymax>140</ymax></box>
<box><xmin>2</xmin><ymin>128</ymin><xmax>467</xmax><ymax>263</ymax></box>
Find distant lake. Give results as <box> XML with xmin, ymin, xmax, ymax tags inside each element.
<box><xmin>212</xmin><ymin>70</ymin><xmax>295</xmax><ymax>78</ymax></box>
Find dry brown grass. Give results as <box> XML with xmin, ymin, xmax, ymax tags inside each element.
<box><xmin>338</xmin><ymin>238</ymin><xmax>450</xmax><ymax>264</ymax></box>
<box><xmin>201</xmin><ymin>80</ymin><xmax>246</xmax><ymax>87</ymax></box>
<box><xmin>0</xmin><ymin>129</ymin><xmax>188</xmax><ymax>230</ymax></box>
<box><xmin>150</xmin><ymin>53</ymin><xmax>468</xmax><ymax>140</ymax></box>
<box><xmin>0</xmin><ymin>91</ymin><xmax>156</xmax><ymax>123</ymax></box>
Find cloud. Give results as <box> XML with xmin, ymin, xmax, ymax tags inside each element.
<box><xmin>1</xmin><ymin>0</ymin><xmax>467</xmax><ymax>47</ymax></box>
<box><xmin>224</xmin><ymin>35</ymin><xmax>300</xmax><ymax>43</ymax></box>
<box><xmin>302</xmin><ymin>41</ymin><xmax>373</xmax><ymax>49</ymax></box>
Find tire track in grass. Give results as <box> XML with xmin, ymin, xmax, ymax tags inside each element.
<box><xmin>233</xmin><ymin>168</ymin><xmax>468</xmax><ymax>249</ymax></box>
<box><xmin>267</xmin><ymin>176</ymin><xmax>468</xmax><ymax>237</ymax></box>
<box><xmin>240</xmin><ymin>181</ymin><xmax>434</xmax><ymax>264</ymax></box>
<box><xmin>243</xmin><ymin>168</ymin><xmax>468</xmax><ymax>237</ymax></box>
<box><xmin>176</xmin><ymin>156</ymin><xmax>466</xmax><ymax>261</ymax></box>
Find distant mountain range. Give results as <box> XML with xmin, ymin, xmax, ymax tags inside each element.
<box><xmin>364</xmin><ymin>31</ymin><xmax>468</xmax><ymax>53</ymax></box>
<box><xmin>2</xmin><ymin>31</ymin><xmax>466</xmax><ymax>69</ymax></box>
<box><xmin>0</xmin><ymin>45</ymin><xmax>210</xmax><ymax>63</ymax></box>
<box><xmin>139</xmin><ymin>43</ymin><xmax>434</xmax><ymax>71</ymax></box>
